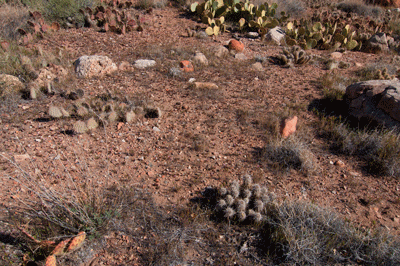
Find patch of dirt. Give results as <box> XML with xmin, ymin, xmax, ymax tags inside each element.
<box><xmin>1</xmin><ymin>5</ymin><xmax>400</xmax><ymax>265</ymax></box>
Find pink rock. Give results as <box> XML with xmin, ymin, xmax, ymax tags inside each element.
<box><xmin>280</xmin><ymin>116</ymin><xmax>298</xmax><ymax>138</ymax></box>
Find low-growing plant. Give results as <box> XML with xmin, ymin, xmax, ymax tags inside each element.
<box><xmin>320</xmin><ymin>119</ymin><xmax>400</xmax><ymax>177</ymax></box>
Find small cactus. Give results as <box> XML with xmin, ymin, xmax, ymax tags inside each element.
<box><xmin>73</xmin><ymin>121</ymin><xmax>88</xmax><ymax>134</ymax></box>
<box><xmin>76</xmin><ymin>106</ymin><xmax>89</xmax><ymax>117</ymax></box>
<box><xmin>243</xmin><ymin>174</ymin><xmax>253</xmax><ymax>188</ymax></box>
<box><xmin>108</xmin><ymin>111</ymin><xmax>119</xmax><ymax>123</ymax></box>
<box><xmin>219</xmin><ymin>187</ymin><xmax>228</xmax><ymax>196</ymax></box>
<box><xmin>252</xmin><ymin>184</ymin><xmax>261</xmax><ymax>198</ymax></box>
<box><xmin>217</xmin><ymin>199</ymin><xmax>227</xmax><ymax>210</ymax></box>
<box><xmin>86</xmin><ymin>117</ymin><xmax>98</xmax><ymax>131</ymax></box>
<box><xmin>49</xmin><ymin>106</ymin><xmax>63</xmax><ymax>118</ymax></box>
<box><xmin>224</xmin><ymin>207</ymin><xmax>235</xmax><ymax>219</ymax></box>
<box><xmin>226</xmin><ymin>195</ymin><xmax>234</xmax><ymax>206</ymax></box>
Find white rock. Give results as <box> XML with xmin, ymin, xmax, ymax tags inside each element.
<box><xmin>134</xmin><ymin>59</ymin><xmax>156</xmax><ymax>69</ymax></box>
<box><xmin>74</xmin><ymin>55</ymin><xmax>117</xmax><ymax>78</ymax></box>
<box><xmin>264</xmin><ymin>26</ymin><xmax>285</xmax><ymax>45</ymax></box>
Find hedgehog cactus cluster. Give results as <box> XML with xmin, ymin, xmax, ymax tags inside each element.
<box><xmin>216</xmin><ymin>175</ymin><xmax>277</xmax><ymax>223</ymax></box>
<box><xmin>48</xmin><ymin>92</ymin><xmax>161</xmax><ymax>134</ymax></box>
<box><xmin>275</xmin><ymin>46</ymin><xmax>312</xmax><ymax>67</ymax></box>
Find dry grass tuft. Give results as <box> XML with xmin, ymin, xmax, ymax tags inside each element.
<box><xmin>0</xmin><ymin>3</ymin><xmax>30</xmax><ymax>40</ymax></box>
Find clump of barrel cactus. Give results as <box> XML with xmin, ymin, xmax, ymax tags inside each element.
<box><xmin>215</xmin><ymin>175</ymin><xmax>277</xmax><ymax>223</ymax></box>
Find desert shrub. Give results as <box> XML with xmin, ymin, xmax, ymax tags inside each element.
<box><xmin>275</xmin><ymin>0</ymin><xmax>306</xmax><ymax>18</ymax></box>
<box><xmin>136</xmin><ymin>0</ymin><xmax>168</xmax><ymax>9</ymax></box>
<box><xmin>263</xmin><ymin>199</ymin><xmax>400</xmax><ymax>265</ymax></box>
<box><xmin>337</xmin><ymin>0</ymin><xmax>384</xmax><ymax>18</ymax></box>
<box><xmin>21</xmin><ymin>0</ymin><xmax>100</xmax><ymax>24</ymax></box>
<box><xmin>262</xmin><ymin>136</ymin><xmax>318</xmax><ymax>174</ymax></box>
<box><xmin>0</xmin><ymin>2</ymin><xmax>30</xmax><ymax>40</ymax></box>
<box><xmin>321</xmin><ymin>121</ymin><xmax>400</xmax><ymax>177</ymax></box>
<box><xmin>0</xmin><ymin>152</ymin><xmax>127</xmax><ymax>236</ymax></box>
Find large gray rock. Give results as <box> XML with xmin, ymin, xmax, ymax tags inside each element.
<box><xmin>365</xmin><ymin>33</ymin><xmax>389</xmax><ymax>53</ymax></box>
<box><xmin>74</xmin><ymin>55</ymin><xmax>117</xmax><ymax>78</ymax></box>
<box><xmin>345</xmin><ymin>80</ymin><xmax>400</xmax><ymax>127</ymax></box>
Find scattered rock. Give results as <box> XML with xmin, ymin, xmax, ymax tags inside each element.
<box><xmin>330</xmin><ymin>52</ymin><xmax>343</xmax><ymax>60</ymax></box>
<box><xmin>134</xmin><ymin>59</ymin><xmax>156</xmax><ymax>69</ymax></box>
<box><xmin>264</xmin><ymin>26</ymin><xmax>285</xmax><ymax>45</ymax></box>
<box><xmin>192</xmin><ymin>82</ymin><xmax>218</xmax><ymax>90</ymax></box>
<box><xmin>214</xmin><ymin>46</ymin><xmax>229</xmax><ymax>58</ymax></box>
<box><xmin>180</xmin><ymin>60</ymin><xmax>194</xmax><ymax>72</ymax></box>
<box><xmin>280</xmin><ymin>116</ymin><xmax>298</xmax><ymax>138</ymax></box>
<box><xmin>74</xmin><ymin>55</ymin><xmax>117</xmax><ymax>78</ymax></box>
<box><xmin>251</xmin><ymin>62</ymin><xmax>264</xmax><ymax>71</ymax></box>
<box><xmin>246</xmin><ymin>32</ymin><xmax>259</xmax><ymax>39</ymax></box>
<box><xmin>14</xmin><ymin>154</ymin><xmax>30</xmax><ymax>162</ymax></box>
<box><xmin>345</xmin><ymin>80</ymin><xmax>400</xmax><ymax>127</ymax></box>
<box><xmin>334</xmin><ymin>160</ymin><xmax>345</xmax><ymax>167</ymax></box>
<box><xmin>169</xmin><ymin>67</ymin><xmax>182</xmax><ymax>77</ymax></box>
<box><xmin>193</xmin><ymin>52</ymin><xmax>208</xmax><ymax>66</ymax></box>
<box><xmin>365</xmin><ymin>33</ymin><xmax>389</xmax><ymax>53</ymax></box>
<box><xmin>196</xmin><ymin>31</ymin><xmax>208</xmax><ymax>39</ymax></box>
<box><xmin>234</xmin><ymin>53</ymin><xmax>247</xmax><ymax>60</ymax></box>
<box><xmin>118</xmin><ymin>61</ymin><xmax>133</xmax><ymax>71</ymax></box>
<box><xmin>0</xmin><ymin>74</ymin><xmax>24</xmax><ymax>97</ymax></box>
<box><xmin>228</xmin><ymin>39</ymin><xmax>244</xmax><ymax>53</ymax></box>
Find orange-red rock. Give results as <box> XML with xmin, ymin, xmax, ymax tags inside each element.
<box><xmin>280</xmin><ymin>116</ymin><xmax>298</xmax><ymax>138</ymax></box>
<box><xmin>228</xmin><ymin>39</ymin><xmax>244</xmax><ymax>52</ymax></box>
<box><xmin>180</xmin><ymin>60</ymin><xmax>194</xmax><ymax>72</ymax></box>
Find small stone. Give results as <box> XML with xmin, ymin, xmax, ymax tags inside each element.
<box><xmin>169</xmin><ymin>67</ymin><xmax>182</xmax><ymax>77</ymax></box>
<box><xmin>280</xmin><ymin>116</ymin><xmax>298</xmax><ymax>138</ymax></box>
<box><xmin>192</xmin><ymin>82</ymin><xmax>218</xmax><ymax>90</ymax></box>
<box><xmin>196</xmin><ymin>31</ymin><xmax>208</xmax><ymax>39</ymax></box>
<box><xmin>153</xmin><ymin>126</ymin><xmax>160</xmax><ymax>132</ymax></box>
<box><xmin>180</xmin><ymin>60</ymin><xmax>194</xmax><ymax>72</ymax></box>
<box><xmin>193</xmin><ymin>52</ymin><xmax>208</xmax><ymax>66</ymax></box>
<box><xmin>228</xmin><ymin>39</ymin><xmax>244</xmax><ymax>53</ymax></box>
<box><xmin>246</xmin><ymin>32</ymin><xmax>259</xmax><ymax>39</ymax></box>
<box><xmin>334</xmin><ymin>160</ymin><xmax>345</xmax><ymax>167</ymax></box>
<box><xmin>251</xmin><ymin>62</ymin><xmax>264</xmax><ymax>71</ymax></box>
<box><xmin>118</xmin><ymin>61</ymin><xmax>133</xmax><ymax>71</ymax></box>
<box><xmin>214</xmin><ymin>46</ymin><xmax>229</xmax><ymax>58</ymax></box>
<box><xmin>188</xmin><ymin>78</ymin><xmax>196</xmax><ymax>83</ymax></box>
<box><xmin>134</xmin><ymin>59</ymin><xmax>156</xmax><ymax>69</ymax></box>
<box><xmin>330</xmin><ymin>52</ymin><xmax>343</xmax><ymax>60</ymax></box>
<box><xmin>235</xmin><ymin>53</ymin><xmax>247</xmax><ymax>60</ymax></box>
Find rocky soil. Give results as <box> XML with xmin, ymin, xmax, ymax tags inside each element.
<box><xmin>1</xmin><ymin>4</ymin><xmax>400</xmax><ymax>265</ymax></box>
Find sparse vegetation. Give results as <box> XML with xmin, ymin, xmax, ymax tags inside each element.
<box><xmin>2</xmin><ymin>0</ymin><xmax>400</xmax><ymax>264</ymax></box>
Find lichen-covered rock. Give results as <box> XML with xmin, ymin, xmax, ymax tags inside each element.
<box><xmin>0</xmin><ymin>74</ymin><xmax>24</xmax><ymax>97</ymax></box>
<box><xmin>345</xmin><ymin>80</ymin><xmax>400</xmax><ymax>127</ymax></box>
<box><xmin>74</xmin><ymin>55</ymin><xmax>117</xmax><ymax>78</ymax></box>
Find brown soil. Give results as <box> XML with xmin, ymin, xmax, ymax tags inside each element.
<box><xmin>1</xmin><ymin>5</ymin><xmax>400</xmax><ymax>266</ymax></box>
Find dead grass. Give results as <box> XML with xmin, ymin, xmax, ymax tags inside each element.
<box><xmin>319</xmin><ymin>118</ymin><xmax>400</xmax><ymax>178</ymax></box>
<box><xmin>0</xmin><ymin>2</ymin><xmax>29</xmax><ymax>40</ymax></box>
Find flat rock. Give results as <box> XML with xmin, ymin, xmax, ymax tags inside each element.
<box><xmin>214</xmin><ymin>46</ymin><xmax>229</xmax><ymax>58</ymax></box>
<box><xmin>74</xmin><ymin>55</ymin><xmax>117</xmax><ymax>78</ymax></box>
<box><xmin>134</xmin><ymin>59</ymin><xmax>156</xmax><ymax>69</ymax></box>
